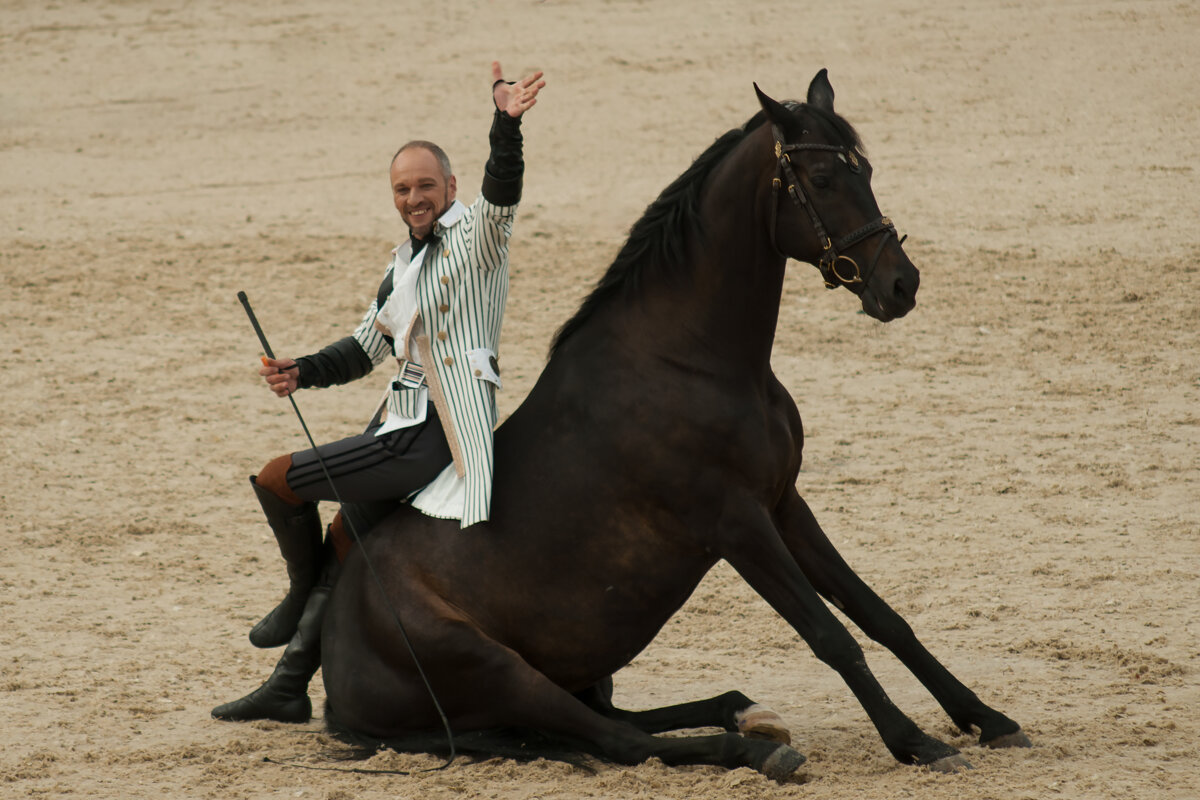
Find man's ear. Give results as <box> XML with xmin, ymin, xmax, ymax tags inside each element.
<box><xmin>447</xmin><ymin>175</ymin><xmax>457</xmax><ymax>202</ymax></box>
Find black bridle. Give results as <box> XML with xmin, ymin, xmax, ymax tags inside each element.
<box><xmin>768</xmin><ymin>123</ymin><xmax>905</xmax><ymax>293</ymax></box>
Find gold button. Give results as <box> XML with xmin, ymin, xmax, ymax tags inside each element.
<box><xmin>443</xmin><ymin>356</ymin><xmax>454</xmax><ymax>367</ymax></box>
<box><xmin>439</xmin><ymin>303</ymin><xmax>449</xmax><ymax>313</ymax></box>
<box><xmin>437</xmin><ymin>331</ymin><xmax>447</xmax><ymax>342</ymax></box>
<box><xmin>440</xmin><ymin>275</ymin><xmax>450</xmax><ymax>284</ymax></box>
<box><xmin>442</xmin><ymin>249</ymin><xmax>450</xmax><ymax>258</ymax></box>
<box><xmin>474</xmin><ymin>369</ymin><xmax>482</xmax><ymax>377</ymax></box>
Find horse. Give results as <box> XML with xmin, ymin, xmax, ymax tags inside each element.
<box><xmin>320</xmin><ymin>69</ymin><xmax>1031</xmax><ymax>780</ymax></box>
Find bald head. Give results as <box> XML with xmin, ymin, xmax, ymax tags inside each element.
<box><xmin>392</xmin><ymin>140</ymin><xmax>452</xmax><ymax>180</ymax></box>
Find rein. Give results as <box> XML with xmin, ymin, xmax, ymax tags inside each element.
<box><xmin>767</xmin><ymin>123</ymin><xmax>904</xmax><ymax>293</ymax></box>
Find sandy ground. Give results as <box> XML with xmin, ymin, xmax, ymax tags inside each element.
<box><xmin>2</xmin><ymin>1</ymin><xmax>1199</xmax><ymax>797</ymax></box>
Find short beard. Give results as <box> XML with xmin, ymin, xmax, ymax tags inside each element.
<box><xmin>408</xmin><ymin>188</ymin><xmax>451</xmax><ymax>240</ymax></box>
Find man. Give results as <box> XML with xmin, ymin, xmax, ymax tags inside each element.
<box><xmin>212</xmin><ymin>62</ymin><xmax>545</xmax><ymax>723</ymax></box>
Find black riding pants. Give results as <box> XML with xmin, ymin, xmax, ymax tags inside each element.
<box><xmin>285</xmin><ymin>402</ymin><xmax>453</xmax><ymax>535</ymax></box>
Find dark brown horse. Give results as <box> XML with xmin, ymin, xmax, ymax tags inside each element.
<box><xmin>321</xmin><ymin>70</ymin><xmax>1030</xmax><ymax>779</ymax></box>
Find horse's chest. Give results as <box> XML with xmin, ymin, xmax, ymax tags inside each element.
<box><xmin>636</xmin><ymin>392</ymin><xmax>802</xmax><ymax>493</ymax></box>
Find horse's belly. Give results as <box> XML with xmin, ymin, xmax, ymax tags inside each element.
<box><xmin>471</xmin><ymin>562</ymin><xmax>707</xmax><ymax>692</ymax></box>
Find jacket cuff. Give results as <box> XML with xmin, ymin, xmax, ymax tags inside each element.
<box><xmin>481</xmin><ymin>170</ymin><xmax>522</xmax><ymax>207</ymax></box>
<box><xmin>296</xmin><ymin>336</ymin><xmax>373</xmax><ymax>389</ymax></box>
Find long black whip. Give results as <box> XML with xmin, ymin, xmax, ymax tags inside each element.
<box><xmin>237</xmin><ymin>290</ymin><xmax>456</xmax><ymax>771</ymax></box>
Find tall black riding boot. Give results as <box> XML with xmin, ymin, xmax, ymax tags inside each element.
<box><xmin>212</xmin><ymin>570</ymin><xmax>333</xmax><ymax>723</ymax></box>
<box><xmin>248</xmin><ymin>475</ymin><xmax>323</xmax><ymax>648</ymax></box>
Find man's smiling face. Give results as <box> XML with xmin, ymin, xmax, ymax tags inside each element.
<box><xmin>390</xmin><ymin>146</ymin><xmax>457</xmax><ymax>239</ymax></box>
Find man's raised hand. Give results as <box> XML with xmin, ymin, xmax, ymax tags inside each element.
<box><xmin>492</xmin><ymin>61</ymin><xmax>545</xmax><ymax>118</ymax></box>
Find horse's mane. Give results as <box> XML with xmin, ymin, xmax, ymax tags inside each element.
<box><xmin>548</xmin><ymin>102</ymin><xmax>862</xmax><ymax>355</ymax></box>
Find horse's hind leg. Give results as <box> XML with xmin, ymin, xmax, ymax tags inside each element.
<box><xmin>362</xmin><ymin>618</ymin><xmax>805</xmax><ymax>780</ymax></box>
<box><xmin>575</xmin><ymin>678</ymin><xmax>792</xmax><ymax>744</ymax></box>
<box><xmin>776</xmin><ymin>490</ymin><xmax>1030</xmax><ymax>749</ymax></box>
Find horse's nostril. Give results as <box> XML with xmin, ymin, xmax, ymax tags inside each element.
<box><xmin>893</xmin><ymin>269</ymin><xmax>919</xmax><ymax>305</ymax></box>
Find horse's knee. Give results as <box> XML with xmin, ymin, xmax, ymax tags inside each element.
<box><xmin>808</xmin><ymin>626</ymin><xmax>865</xmax><ymax>671</ymax></box>
<box><xmin>867</xmin><ymin>615</ymin><xmax>916</xmax><ymax>651</ymax></box>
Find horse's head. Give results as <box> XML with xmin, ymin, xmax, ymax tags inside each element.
<box><xmin>755</xmin><ymin>71</ymin><xmax>918</xmax><ymax>321</ymax></box>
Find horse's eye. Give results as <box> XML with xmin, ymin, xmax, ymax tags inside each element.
<box><xmin>811</xmin><ymin>175</ymin><xmax>831</xmax><ymax>189</ymax></box>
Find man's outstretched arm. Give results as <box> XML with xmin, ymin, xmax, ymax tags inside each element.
<box><xmin>483</xmin><ymin>61</ymin><xmax>545</xmax><ymax>206</ymax></box>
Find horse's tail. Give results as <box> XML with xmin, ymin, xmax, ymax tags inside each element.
<box><xmin>323</xmin><ymin>700</ymin><xmax>597</xmax><ymax>772</ymax></box>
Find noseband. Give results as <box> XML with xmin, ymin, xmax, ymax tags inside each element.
<box><xmin>768</xmin><ymin>123</ymin><xmax>905</xmax><ymax>292</ymax></box>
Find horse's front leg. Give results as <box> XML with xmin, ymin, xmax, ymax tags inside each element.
<box><xmin>774</xmin><ymin>489</ymin><xmax>1031</xmax><ymax>748</ymax></box>
<box><xmin>575</xmin><ymin>677</ymin><xmax>792</xmax><ymax>743</ymax></box>
<box><xmin>718</xmin><ymin>497</ymin><xmax>969</xmax><ymax>771</ymax></box>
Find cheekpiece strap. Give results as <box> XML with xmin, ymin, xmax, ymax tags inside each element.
<box><xmin>769</xmin><ymin>123</ymin><xmax>897</xmax><ymax>291</ymax></box>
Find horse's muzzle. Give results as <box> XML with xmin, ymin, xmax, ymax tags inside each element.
<box><xmin>863</xmin><ymin>261</ymin><xmax>919</xmax><ymax>321</ymax></box>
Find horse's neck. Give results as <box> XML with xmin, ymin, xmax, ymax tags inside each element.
<box><xmin>552</xmin><ymin>126</ymin><xmax>787</xmax><ymax>377</ymax></box>
<box><xmin>682</xmin><ymin>131</ymin><xmax>786</xmax><ymax>371</ymax></box>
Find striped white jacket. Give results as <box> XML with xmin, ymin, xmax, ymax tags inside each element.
<box><xmin>351</xmin><ymin>194</ymin><xmax>515</xmax><ymax>527</ymax></box>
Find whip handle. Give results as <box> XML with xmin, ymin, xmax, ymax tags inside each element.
<box><xmin>237</xmin><ymin>291</ymin><xmax>277</xmax><ymax>360</ymax></box>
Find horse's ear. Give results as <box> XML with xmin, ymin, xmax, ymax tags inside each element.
<box><xmin>806</xmin><ymin>68</ymin><xmax>835</xmax><ymax>112</ymax></box>
<box><xmin>754</xmin><ymin>82</ymin><xmax>790</xmax><ymax>125</ymax></box>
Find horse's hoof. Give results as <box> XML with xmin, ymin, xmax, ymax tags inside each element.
<box><xmin>759</xmin><ymin>744</ymin><xmax>807</xmax><ymax>781</ymax></box>
<box><xmin>926</xmin><ymin>753</ymin><xmax>973</xmax><ymax>773</ymax></box>
<box><xmin>735</xmin><ymin>703</ymin><xmax>792</xmax><ymax>745</ymax></box>
<box><xmin>983</xmin><ymin>728</ymin><xmax>1032</xmax><ymax>749</ymax></box>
